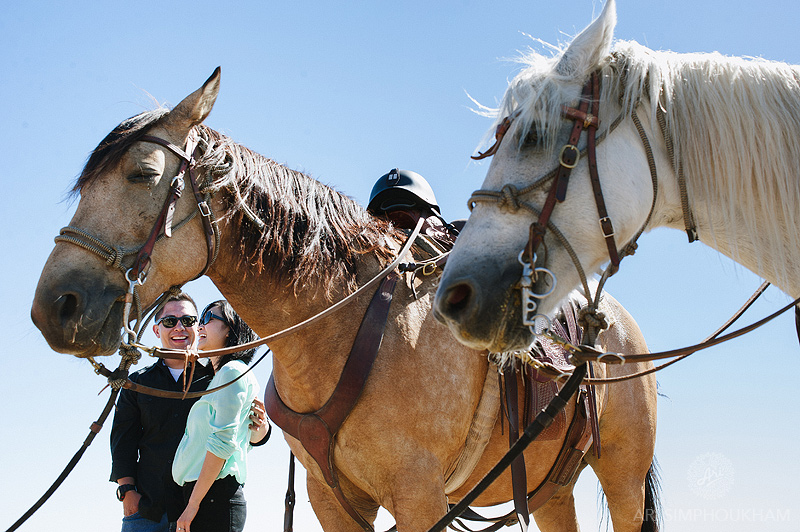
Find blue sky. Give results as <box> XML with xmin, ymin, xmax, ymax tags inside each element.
<box><xmin>2</xmin><ymin>1</ymin><xmax>798</xmax><ymax>531</ymax></box>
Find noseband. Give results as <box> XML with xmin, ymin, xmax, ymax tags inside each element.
<box><xmin>469</xmin><ymin>71</ymin><xmax>659</xmax><ymax>340</ymax></box>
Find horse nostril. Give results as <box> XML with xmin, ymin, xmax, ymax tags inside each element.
<box><xmin>444</xmin><ymin>283</ymin><xmax>473</xmax><ymax>315</ymax></box>
<box><xmin>57</xmin><ymin>293</ymin><xmax>80</xmax><ymax>326</ymax></box>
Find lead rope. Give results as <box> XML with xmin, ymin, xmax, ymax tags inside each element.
<box><xmin>4</xmin><ymin>389</ymin><xmax>120</xmax><ymax>532</ymax></box>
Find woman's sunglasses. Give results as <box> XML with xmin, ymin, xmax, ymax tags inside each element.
<box><xmin>157</xmin><ymin>315</ymin><xmax>198</xmax><ymax>328</ymax></box>
<box><xmin>200</xmin><ymin>310</ymin><xmax>227</xmax><ymax>326</ymax></box>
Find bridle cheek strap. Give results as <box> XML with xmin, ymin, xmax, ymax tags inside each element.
<box><xmin>128</xmin><ymin>142</ymin><xmax>192</xmax><ymax>279</ymax></box>
<box><xmin>526</xmin><ymin>72</ymin><xmax>620</xmax><ymax>268</ymax></box>
<box><xmin>139</xmin><ymin>134</ymin><xmax>217</xmax><ymax>281</ymax></box>
<box><xmin>584</xmin><ymin>73</ymin><xmax>620</xmax><ymax>269</ymax></box>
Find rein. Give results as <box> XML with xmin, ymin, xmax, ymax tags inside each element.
<box><xmin>81</xmin><ymin>206</ymin><xmax>425</xmax><ymax>400</ymax></box>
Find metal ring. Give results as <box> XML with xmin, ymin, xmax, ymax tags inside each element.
<box><xmin>532</xmin><ymin>267</ymin><xmax>557</xmax><ymax>298</ymax></box>
<box><xmin>517</xmin><ymin>249</ymin><xmax>537</xmax><ymax>267</ymax></box>
<box><xmin>125</xmin><ymin>268</ymin><xmax>147</xmax><ymax>285</ymax></box>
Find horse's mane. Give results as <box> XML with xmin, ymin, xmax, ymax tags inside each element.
<box><xmin>194</xmin><ymin>127</ymin><xmax>396</xmax><ymax>296</ymax></box>
<box><xmin>490</xmin><ymin>39</ymin><xmax>800</xmax><ymax>288</ymax></box>
<box><xmin>75</xmin><ymin>110</ymin><xmax>396</xmax><ymax>297</ymax></box>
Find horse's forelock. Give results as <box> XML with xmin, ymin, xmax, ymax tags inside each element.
<box><xmin>72</xmin><ymin>108</ymin><xmax>170</xmax><ymax>196</ymax></box>
<box><xmin>489</xmin><ymin>45</ymin><xmax>602</xmax><ymax>157</ymax></box>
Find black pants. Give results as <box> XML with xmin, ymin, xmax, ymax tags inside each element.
<box><xmin>168</xmin><ymin>475</ymin><xmax>246</xmax><ymax>532</ymax></box>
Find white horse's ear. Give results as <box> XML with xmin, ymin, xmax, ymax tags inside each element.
<box><xmin>164</xmin><ymin>67</ymin><xmax>221</xmax><ymax>134</ymax></box>
<box><xmin>554</xmin><ymin>0</ymin><xmax>616</xmax><ymax>78</ymax></box>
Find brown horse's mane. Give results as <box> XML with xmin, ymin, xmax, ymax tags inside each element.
<box><xmin>74</xmin><ymin>110</ymin><xmax>397</xmax><ymax>297</ymax></box>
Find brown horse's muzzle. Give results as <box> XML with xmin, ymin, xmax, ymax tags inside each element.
<box><xmin>31</xmin><ymin>266</ymin><xmax>126</xmax><ymax>357</ymax></box>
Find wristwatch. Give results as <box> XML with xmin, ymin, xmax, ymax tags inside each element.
<box><xmin>116</xmin><ymin>484</ymin><xmax>137</xmax><ymax>501</ymax></box>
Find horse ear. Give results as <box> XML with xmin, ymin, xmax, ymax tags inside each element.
<box><xmin>554</xmin><ymin>0</ymin><xmax>616</xmax><ymax>78</ymax></box>
<box><xmin>164</xmin><ymin>67</ymin><xmax>221</xmax><ymax>135</ymax></box>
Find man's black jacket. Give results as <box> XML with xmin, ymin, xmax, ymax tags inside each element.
<box><xmin>110</xmin><ymin>360</ymin><xmax>213</xmax><ymax>522</ymax></box>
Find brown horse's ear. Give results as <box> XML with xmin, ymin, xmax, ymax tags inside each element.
<box><xmin>164</xmin><ymin>67</ymin><xmax>221</xmax><ymax>135</ymax></box>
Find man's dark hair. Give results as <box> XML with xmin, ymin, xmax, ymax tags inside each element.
<box><xmin>154</xmin><ymin>292</ymin><xmax>198</xmax><ymax>321</ymax></box>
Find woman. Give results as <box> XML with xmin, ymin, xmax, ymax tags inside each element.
<box><xmin>171</xmin><ymin>300</ymin><xmax>268</xmax><ymax>532</ymax></box>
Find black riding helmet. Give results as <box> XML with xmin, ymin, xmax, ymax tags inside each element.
<box><xmin>367</xmin><ymin>168</ymin><xmax>441</xmax><ymax>216</ymax></box>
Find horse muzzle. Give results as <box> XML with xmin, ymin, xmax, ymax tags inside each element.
<box><xmin>434</xmin><ymin>256</ymin><xmax>535</xmax><ymax>353</ymax></box>
<box><xmin>31</xmin><ymin>270</ymin><xmax>126</xmax><ymax>357</ymax></box>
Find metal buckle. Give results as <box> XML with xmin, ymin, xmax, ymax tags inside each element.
<box><xmin>599</xmin><ymin>216</ymin><xmax>615</xmax><ymax>237</ymax></box>
<box><xmin>559</xmin><ymin>144</ymin><xmax>580</xmax><ymax>169</ymax></box>
<box><xmin>198</xmin><ymin>201</ymin><xmax>212</xmax><ymax>218</ymax></box>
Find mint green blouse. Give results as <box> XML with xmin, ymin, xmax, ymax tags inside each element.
<box><xmin>172</xmin><ymin>360</ymin><xmax>259</xmax><ymax>486</ymax></box>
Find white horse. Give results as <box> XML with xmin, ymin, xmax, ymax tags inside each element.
<box><xmin>434</xmin><ymin>0</ymin><xmax>800</xmax><ymax>353</ymax></box>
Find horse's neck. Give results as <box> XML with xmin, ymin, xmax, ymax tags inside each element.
<box><xmin>641</xmin><ymin>110</ymin><xmax>800</xmax><ymax>298</ymax></box>
<box><xmin>684</xmin><ymin>200</ymin><xmax>800</xmax><ymax>297</ymax></box>
<box><xmin>207</xmin><ymin>213</ymin><xmax>384</xmax><ymax>412</ymax></box>
<box><xmin>665</xmin><ymin>53</ymin><xmax>800</xmax><ymax>297</ymax></box>
<box><xmin>606</xmin><ymin>70</ymin><xmax>800</xmax><ymax>297</ymax></box>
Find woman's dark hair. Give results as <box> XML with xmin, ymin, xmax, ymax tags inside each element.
<box><xmin>201</xmin><ymin>299</ymin><xmax>259</xmax><ymax>367</ymax></box>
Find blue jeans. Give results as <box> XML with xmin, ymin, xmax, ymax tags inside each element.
<box><xmin>121</xmin><ymin>511</ymin><xmax>168</xmax><ymax>532</ymax></box>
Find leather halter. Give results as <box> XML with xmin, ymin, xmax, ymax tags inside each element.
<box><xmin>468</xmin><ymin>70</ymin><xmax>662</xmax><ymax>342</ymax></box>
<box><xmin>138</xmin><ymin>133</ymin><xmax>218</xmax><ymax>280</ymax></box>
<box><xmin>474</xmin><ymin>72</ymin><xmax>620</xmax><ymax>271</ymax></box>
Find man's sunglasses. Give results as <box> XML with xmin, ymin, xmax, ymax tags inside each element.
<box><xmin>157</xmin><ymin>315</ymin><xmax>198</xmax><ymax>328</ymax></box>
<box><xmin>200</xmin><ymin>310</ymin><xmax>227</xmax><ymax>326</ymax></box>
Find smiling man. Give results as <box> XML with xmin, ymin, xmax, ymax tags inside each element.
<box><xmin>109</xmin><ymin>292</ymin><xmax>214</xmax><ymax>532</ymax></box>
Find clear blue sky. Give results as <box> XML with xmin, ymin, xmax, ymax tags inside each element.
<box><xmin>2</xmin><ymin>1</ymin><xmax>798</xmax><ymax>531</ymax></box>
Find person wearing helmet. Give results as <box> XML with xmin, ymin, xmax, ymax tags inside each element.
<box><xmin>367</xmin><ymin>168</ymin><xmax>462</xmax><ymax>249</ymax></box>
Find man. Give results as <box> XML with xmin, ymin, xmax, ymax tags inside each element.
<box><xmin>109</xmin><ymin>292</ymin><xmax>267</xmax><ymax>532</ymax></box>
<box><xmin>367</xmin><ymin>168</ymin><xmax>463</xmax><ymax>249</ymax></box>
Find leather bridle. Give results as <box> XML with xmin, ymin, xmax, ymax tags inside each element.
<box><xmin>137</xmin><ymin>133</ymin><xmax>219</xmax><ymax>280</ymax></box>
<box><xmin>55</xmin><ymin>131</ymin><xmax>220</xmax><ymax>346</ymax></box>
<box><xmin>468</xmin><ymin>70</ymin><xmax>659</xmax><ymax>341</ymax></box>
<box><xmin>464</xmin><ymin>68</ymin><xmax>800</xmax><ymax>380</ymax></box>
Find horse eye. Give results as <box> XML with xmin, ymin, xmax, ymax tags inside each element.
<box><xmin>522</xmin><ymin>127</ymin><xmax>540</xmax><ymax>146</ymax></box>
<box><xmin>127</xmin><ymin>171</ymin><xmax>160</xmax><ymax>184</ymax></box>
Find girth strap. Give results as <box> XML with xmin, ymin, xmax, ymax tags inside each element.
<box><xmin>265</xmin><ymin>272</ymin><xmax>401</xmax><ymax>532</ymax></box>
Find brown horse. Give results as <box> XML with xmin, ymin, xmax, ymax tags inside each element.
<box><xmin>31</xmin><ymin>69</ymin><xmax>658</xmax><ymax>532</ymax></box>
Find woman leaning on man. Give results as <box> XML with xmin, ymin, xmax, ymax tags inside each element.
<box><xmin>169</xmin><ymin>300</ymin><xmax>269</xmax><ymax>532</ymax></box>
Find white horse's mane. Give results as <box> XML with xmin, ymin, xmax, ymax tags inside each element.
<box><xmin>487</xmin><ymin>38</ymin><xmax>800</xmax><ymax>290</ymax></box>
